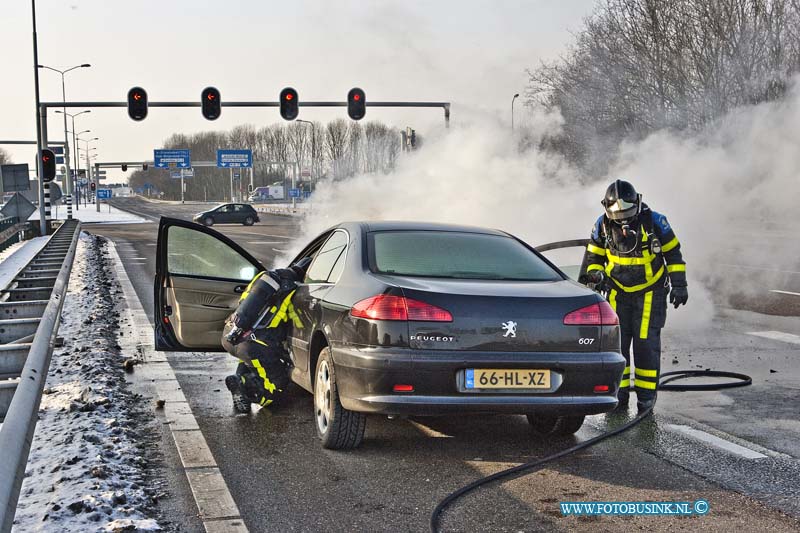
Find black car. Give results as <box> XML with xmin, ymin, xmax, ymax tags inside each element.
<box><xmin>154</xmin><ymin>218</ymin><xmax>624</xmax><ymax>449</ymax></box>
<box><xmin>192</xmin><ymin>203</ymin><xmax>260</xmax><ymax>226</ymax></box>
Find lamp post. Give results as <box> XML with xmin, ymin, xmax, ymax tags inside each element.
<box><xmin>511</xmin><ymin>93</ymin><xmax>520</xmax><ymax>132</ymax></box>
<box><xmin>38</xmin><ymin>63</ymin><xmax>91</xmax><ymax>219</ymax></box>
<box><xmin>77</xmin><ymin>135</ymin><xmax>98</xmax><ymax>207</ymax></box>
<box><xmin>296</xmin><ymin>119</ymin><xmax>315</xmax><ymax>188</ymax></box>
<box><xmin>56</xmin><ymin>110</ymin><xmax>90</xmax><ymax>210</ymax></box>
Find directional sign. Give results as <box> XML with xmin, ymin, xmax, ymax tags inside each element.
<box><xmin>182</xmin><ymin>168</ymin><xmax>194</xmax><ymax>178</ymax></box>
<box><xmin>97</xmin><ymin>189</ymin><xmax>112</xmax><ymax>200</ymax></box>
<box><xmin>288</xmin><ymin>188</ymin><xmax>301</xmax><ymax>198</ymax></box>
<box><xmin>49</xmin><ymin>146</ymin><xmax>64</xmax><ymax>155</ymax></box>
<box><xmin>233</xmin><ymin>172</ymin><xmax>240</xmax><ymax>179</ymax></box>
<box><xmin>303</xmin><ymin>190</ymin><xmax>312</xmax><ymax>199</ymax></box>
<box><xmin>217</xmin><ymin>149</ymin><xmax>253</xmax><ymax>168</ymax></box>
<box><xmin>170</xmin><ymin>169</ymin><xmax>182</xmax><ymax>179</ymax></box>
<box><xmin>154</xmin><ymin>149</ymin><xmax>191</xmax><ymax>168</ymax></box>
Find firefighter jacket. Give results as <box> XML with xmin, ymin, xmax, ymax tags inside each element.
<box><xmin>580</xmin><ymin>205</ymin><xmax>687</xmax><ymax>295</ymax></box>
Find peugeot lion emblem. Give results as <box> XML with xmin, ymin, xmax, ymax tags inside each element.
<box><xmin>501</xmin><ymin>321</ymin><xmax>517</xmax><ymax>338</ymax></box>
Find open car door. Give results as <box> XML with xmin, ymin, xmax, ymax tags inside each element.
<box><xmin>534</xmin><ymin>238</ymin><xmax>591</xmax><ymax>281</ymax></box>
<box><xmin>154</xmin><ymin>217</ymin><xmax>265</xmax><ymax>351</ymax></box>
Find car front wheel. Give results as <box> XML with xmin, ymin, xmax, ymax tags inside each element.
<box><xmin>203</xmin><ymin>217</ymin><xmax>214</xmax><ymax>226</ymax></box>
<box><xmin>314</xmin><ymin>347</ymin><xmax>366</xmax><ymax>449</ymax></box>
<box><xmin>243</xmin><ymin>216</ymin><xmax>254</xmax><ymax>226</ymax></box>
<box><xmin>527</xmin><ymin>414</ymin><xmax>585</xmax><ymax>436</ymax></box>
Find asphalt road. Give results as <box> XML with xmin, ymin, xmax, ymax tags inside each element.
<box><xmin>85</xmin><ymin>197</ymin><xmax>800</xmax><ymax>532</ymax></box>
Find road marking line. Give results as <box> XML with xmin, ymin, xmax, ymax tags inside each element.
<box><xmin>108</xmin><ymin>241</ymin><xmax>248</xmax><ymax>533</ymax></box>
<box><xmin>770</xmin><ymin>289</ymin><xmax>800</xmax><ymax>297</ymax></box>
<box><xmin>666</xmin><ymin>424</ymin><xmax>767</xmax><ymax>459</ymax></box>
<box><xmin>747</xmin><ymin>330</ymin><xmax>800</xmax><ymax>345</ymax></box>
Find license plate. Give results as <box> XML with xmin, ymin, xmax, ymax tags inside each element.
<box><xmin>465</xmin><ymin>369</ymin><xmax>551</xmax><ymax>389</ymax></box>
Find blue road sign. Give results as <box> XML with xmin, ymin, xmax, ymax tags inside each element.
<box><xmin>233</xmin><ymin>172</ymin><xmax>240</xmax><ymax>179</ymax></box>
<box><xmin>144</xmin><ymin>183</ymin><xmax>153</xmax><ymax>189</ymax></box>
<box><xmin>154</xmin><ymin>149</ymin><xmax>191</xmax><ymax>168</ymax></box>
<box><xmin>170</xmin><ymin>169</ymin><xmax>182</xmax><ymax>179</ymax></box>
<box><xmin>49</xmin><ymin>146</ymin><xmax>64</xmax><ymax>155</ymax></box>
<box><xmin>217</xmin><ymin>149</ymin><xmax>253</xmax><ymax>168</ymax></box>
<box><xmin>56</xmin><ymin>157</ymin><xmax>65</xmax><ymax>164</ymax></box>
<box><xmin>303</xmin><ymin>190</ymin><xmax>312</xmax><ymax>199</ymax></box>
<box><xmin>97</xmin><ymin>189</ymin><xmax>112</xmax><ymax>200</ymax></box>
<box><xmin>288</xmin><ymin>188</ymin><xmax>301</xmax><ymax>198</ymax></box>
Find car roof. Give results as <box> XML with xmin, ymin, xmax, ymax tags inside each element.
<box><xmin>345</xmin><ymin>220</ymin><xmax>509</xmax><ymax>236</ymax></box>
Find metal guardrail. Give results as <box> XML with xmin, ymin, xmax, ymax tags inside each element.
<box><xmin>0</xmin><ymin>217</ymin><xmax>26</xmax><ymax>254</ymax></box>
<box><xmin>0</xmin><ymin>219</ymin><xmax>81</xmax><ymax>532</ymax></box>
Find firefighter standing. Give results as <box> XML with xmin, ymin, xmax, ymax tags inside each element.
<box><xmin>222</xmin><ymin>258</ymin><xmax>310</xmax><ymax>413</ymax></box>
<box><xmin>579</xmin><ymin>180</ymin><xmax>688</xmax><ymax>411</ymax></box>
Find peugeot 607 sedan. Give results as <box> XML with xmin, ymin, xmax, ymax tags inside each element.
<box><xmin>153</xmin><ymin>218</ymin><xmax>625</xmax><ymax>449</ymax></box>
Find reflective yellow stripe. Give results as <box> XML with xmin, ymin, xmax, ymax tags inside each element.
<box><xmin>639</xmin><ymin>291</ymin><xmax>653</xmax><ymax>339</ymax></box>
<box><xmin>252</xmin><ymin>338</ymin><xmax>269</xmax><ymax>347</ymax></box>
<box><xmin>620</xmin><ymin>379</ymin><xmax>630</xmax><ymax>388</ymax></box>
<box><xmin>251</xmin><ymin>359</ymin><xmax>276</xmax><ymax>393</ymax></box>
<box><xmin>286</xmin><ymin>301</ymin><xmax>303</xmax><ymax>328</ymax></box>
<box><xmin>240</xmin><ymin>271</ymin><xmax>265</xmax><ymax>302</ymax></box>
<box><xmin>259</xmin><ymin>397</ymin><xmax>273</xmax><ymax>406</ymax></box>
<box><xmin>608</xmin><ymin>289</ymin><xmax>618</xmax><ymax>311</ymax></box>
<box><xmin>268</xmin><ymin>290</ymin><xmax>297</xmax><ymax>328</ymax></box>
<box><xmin>587</xmin><ymin>243</ymin><xmax>606</xmax><ymax>256</ymax></box>
<box><xmin>661</xmin><ymin>236</ymin><xmax>679</xmax><ymax>253</ymax></box>
<box><xmin>606</xmin><ymin>253</ymin><xmax>656</xmax><ymax>266</ymax></box>
<box><xmin>587</xmin><ymin>263</ymin><xmax>605</xmax><ymax>272</ymax></box>
<box><xmin>622</xmin><ymin>366</ymin><xmax>630</xmax><ymax>376</ymax></box>
<box><xmin>634</xmin><ymin>378</ymin><xmax>657</xmax><ymax>390</ymax></box>
<box><xmin>667</xmin><ymin>264</ymin><xmax>686</xmax><ymax>273</ymax></box>
<box><xmin>610</xmin><ymin>266</ymin><xmax>665</xmax><ymax>293</ymax></box>
<box><xmin>635</xmin><ymin>367</ymin><xmax>658</xmax><ymax>377</ymax></box>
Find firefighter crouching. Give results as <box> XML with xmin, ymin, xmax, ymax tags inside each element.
<box><xmin>579</xmin><ymin>180</ymin><xmax>688</xmax><ymax>411</ymax></box>
<box><xmin>223</xmin><ymin>258</ymin><xmax>311</xmax><ymax>413</ymax></box>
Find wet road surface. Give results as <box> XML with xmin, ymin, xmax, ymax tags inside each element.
<box><xmin>86</xmin><ymin>197</ymin><xmax>800</xmax><ymax>532</ymax></box>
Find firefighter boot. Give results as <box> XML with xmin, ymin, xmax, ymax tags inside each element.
<box><xmin>225</xmin><ymin>363</ymin><xmax>252</xmax><ymax>414</ymax></box>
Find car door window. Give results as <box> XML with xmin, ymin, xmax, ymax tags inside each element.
<box><xmin>326</xmin><ymin>241</ymin><xmax>348</xmax><ymax>283</ymax></box>
<box><xmin>305</xmin><ymin>230</ymin><xmax>348</xmax><ymax>283</ymax></box>
<box><xmin>167</xmin><ymin>225</ymin><xmax>258</xmax><ymax>281</ymax></box>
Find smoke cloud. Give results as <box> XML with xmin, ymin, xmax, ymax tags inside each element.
<box><xmin>283</xmin><ymin>78</ymin><xmax>800</xmax><ymax>331</ymax></box>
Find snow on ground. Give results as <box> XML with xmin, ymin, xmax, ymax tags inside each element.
<box><xmin>13</xmin><ymin>233</ymin><xmax>165</xmax><ymax>532</ymax></box>
<box><xmin>28</xmin><ymin>205</ymin><xmax>146</xmax><ymax>225</ymax></box>
<box><xmin>0</xmin><ymin>237</ymin><xmax>49</xmax><ymax>290</ymax></box>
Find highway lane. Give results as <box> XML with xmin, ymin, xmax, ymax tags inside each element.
<box><xmin>85</xmin><ymin>197</ymin><xmax>800</xmax><ymax>532</ymax></box>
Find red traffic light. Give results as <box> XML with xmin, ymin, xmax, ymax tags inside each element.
<box><xmin>40</xmin><ymin>148</ymin><xmax>57</xmax><ymax>182</ymax></box>
<box><xmin>279</xmin><ymin>87</ymin><xmax>299</xmax><ymax>120</ymax></box>
<box><xmin>127</xmin><ymin>86</ymin><xmax>148</xmax><ymax>121</ymax></box>
<box><xmin>347</xmin><ymin>87</ymin><xmax>366</xmax><ymax>120</ymax></box>
<box><xmin>201</xmin><ymin>87</ymin><xmax>221</xmax><ymax>120</ymax></box>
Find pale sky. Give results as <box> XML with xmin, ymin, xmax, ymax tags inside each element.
<box><xmin>1</xmin><ymin>0</ymin><xmax>595</xmax><ymax>182</ymax></box>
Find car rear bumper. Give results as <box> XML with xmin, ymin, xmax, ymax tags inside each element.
<box><xmin>331</xmin><ymin>346</ymin><xmax>625</xmax><ymax>416</ymax></box>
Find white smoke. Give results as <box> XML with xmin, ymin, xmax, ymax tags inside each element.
<box><xmin>283</xmin><ymin>79</ymin><xmax>800</xmax><ymax>331</ymax></box>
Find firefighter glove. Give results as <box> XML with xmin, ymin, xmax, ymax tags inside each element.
<box><xmin>670</xmin><ymin>285</ymin><xmax>688</xmax><ymax>308</ymax></box>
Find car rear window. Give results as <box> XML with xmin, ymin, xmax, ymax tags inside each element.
<box><xmin>369</xmin><ymin>231</ymin><xmax>562</xmax><ymax>281</ymax></box>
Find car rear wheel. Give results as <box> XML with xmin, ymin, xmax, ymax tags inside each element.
<box><xmin>243</xmin><ymin>216</ymin><xmax>254</xmax><ymax>226</ymax></box>
<box><xmin>203</xmin><ymin>216</ymin><xmax>214</xmax><ymax>226</ymax></box>
<box><xmin>527</xmin><ymin>414</ymin><xmax>585</xmax><ymax>436</ymax></box>
<box><xmin>314</xmin><ymin>347</ymin><xmax>366</xmax><ymax>449</ymax></box>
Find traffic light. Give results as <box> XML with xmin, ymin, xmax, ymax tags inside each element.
<box><xmin>280</xmin><ymin>87</ymin><xmax>299</xmax><ymax>120</ymax></box>
<box><xmin>127</xmin><ymin>87</ymin><xmax>148</xmax><ymax>121</ymax></box>
<box><xmin>90</xmin><ymin>182</ymin><xmax>96</xmax><ymax>191</ymax></box>
<box><xmin>40</xmin><ymin>149</ymin><xmax>56</xmax><ymax>183</ymax></box>
<box><xmin>142</xmin><ymin>163</ymin><xmax>148</xmax><ymax>171</ymax></box>
<box><xmin>201</xmin><ymin>87</ymin><xmax>221</xmax><ymax>120</ymax></box>
<box><xmin>121</xmin><ymin>164</ymin><xmax>128</xmax><ymax>172</ymax></box>
<box><xmin>347</xmin><ymin>87</ymin><xmax>366</xmax><ymax>120</ymax></box>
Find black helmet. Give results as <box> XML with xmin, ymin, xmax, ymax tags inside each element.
<box><xmin>601</xmin><ymin>180</ymin><xmax>641</xmax><ymax>223</ymax></box>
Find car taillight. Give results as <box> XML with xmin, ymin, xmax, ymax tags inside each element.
<box><xmin>350</xmin><ymin>295</ymin><xmax>453</xmax><ymax>322</ymax></box>
<box><xmin>563</xmin><ymin>301</ymin><xmax>618</xmax><ymax>325</ymax></box>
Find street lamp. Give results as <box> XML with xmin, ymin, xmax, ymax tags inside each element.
<box><xmin>38</xmin><ymin>63</ymin><xmax>91</xmax><ymax>211</ymax></box>
<box><xmin>296</xmin><ymin>119</ymin><xmax>315</xmax><ymax>185</ymax></box>
<box><xmin>511</xmin><ymin>93</ymin><xmax>520</xmax><ymax>132</ymax></box>
<box><xmin>57</xmin><ymin>110</ymin><xmax>90</xmax><ymax>209</ymax></box>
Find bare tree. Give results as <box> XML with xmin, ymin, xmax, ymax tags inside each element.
<box><xmin>326</xmin><ymin>119</ymin><xmax>349</xmax><ymax>180</ymax></box>
<box><xmin>528</xmin><ymin>0</ymin><xmax>800</xmax><ymax>171</ymax></box>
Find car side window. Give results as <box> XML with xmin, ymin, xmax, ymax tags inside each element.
<box><xmin>217</xmin><ymin>205</ymin><xmax>230</xmax><ymax>213</ymax></box>
<box><xmin>305</xmin><ymin>230</ymin><xmax>348</xmax><ymax>284</ymax></box>
<box><xmin>234</xmin><ymin>205</ymin><xmax>244</xmax><ymax>212</ymax></box>
<box><xmin>167</xmin><ymin>226</ymin><xmax>257</xmax><ymax>281</ymax></box>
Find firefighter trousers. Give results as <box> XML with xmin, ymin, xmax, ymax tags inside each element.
<box><xmin>607</xmin><ymin>285</ymin><xmax>668</xmax><ymax>401</ymax></box>
<box><xmin>224</xmin><ymin>337</ymin><xmax>291</xmax><ymax>407</ymax></box>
